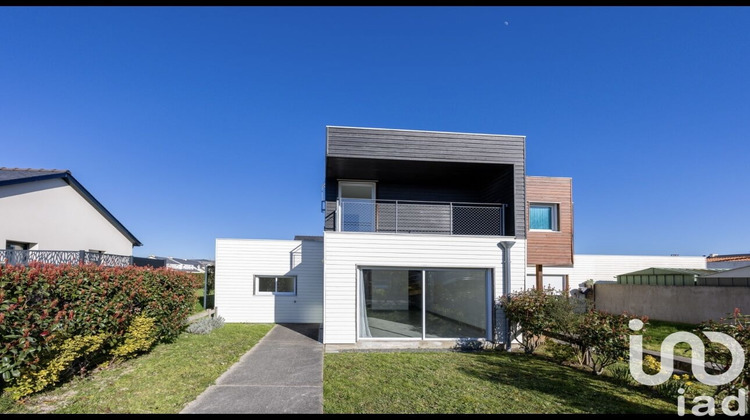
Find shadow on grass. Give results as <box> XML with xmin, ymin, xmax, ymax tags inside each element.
<box><xmin>196</xmin><ymin>294</ymin><xmax>215</xmax><ymax>310</ymax></box>
<box><xmin>458</xmin><ymin>351</ymin><xmax>672</xmax><ymax>414</ymax></box>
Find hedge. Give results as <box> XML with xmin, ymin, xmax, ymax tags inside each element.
<box><xmin>0</xmin><ymin>263</ymin><xmax>199</xmax><ymax>398</ymax></box>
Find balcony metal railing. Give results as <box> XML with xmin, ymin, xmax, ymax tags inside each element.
<box><xmin>336</xmin><ymin>199</ymin><xmax>506</xmax><ymax>236</ymax></box>
<box><xmin>0</xmin><ymin>250</ymin><xmax>133</xmax><ymax>267</ymax></box>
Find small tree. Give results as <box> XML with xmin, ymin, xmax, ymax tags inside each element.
<box><xmin>576</xmin><ymin>310</ymin><xmax>633</xmax><ymax>375</ymax></box>
<box><xmin>499</xmin><ymin>288</ymin><xmax>555</xmax><ymax>353</ymax></box>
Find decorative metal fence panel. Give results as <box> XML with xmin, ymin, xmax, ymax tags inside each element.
<box><xmin>88</xmin><ymin>252</ymin><xmax>132</xmax><ymax>267</ymax></box>
<box><xmin>452</xmin><ymin>205</ymin><xmax>505</xmax><ymax>236</ymax></box>
<box><xmin>338</xmin><ymin>199</ymin><xmax>506</xmax><ymax>236</ymax></box>
<box><xmin>0</xmin><ymin>250</ymin><xmax>133</xmax><ymax>267</ymax></box>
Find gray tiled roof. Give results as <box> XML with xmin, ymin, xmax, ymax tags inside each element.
<box><xmin>0</xmin><ymin>167</ymin><xmax>69</xmax><ymax>182</ymax></box>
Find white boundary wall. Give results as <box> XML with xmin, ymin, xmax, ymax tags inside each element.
<box><xmin>526</xmin><ymin>254</ymin><xmax>707</xmax><ymax>289</ymax></box>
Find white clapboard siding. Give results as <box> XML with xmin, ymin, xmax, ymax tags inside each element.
<box><xmin>527</xmin><ymin>254</ymin><xmax>707</xmax><ymax>289</ymax></box>
<box><xmin>323</xmin><ymin>232</ymin><xmax>526</xmax><ymax>344</ymax></box>
<box><xmin>215</xmin><ymin>238</ymin><xmax>323</xmax><ymax>323</ymax></box>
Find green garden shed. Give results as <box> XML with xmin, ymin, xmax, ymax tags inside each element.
<box><xmin>616</xmin><ymin>267</ymin><xmax>721</xmax><ymax>286</ymax></box>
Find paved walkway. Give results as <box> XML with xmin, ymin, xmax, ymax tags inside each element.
<box><xmin>180</xmin><ymin>323</ymin><xmax>323</xmax><ymax>414</ymax></box>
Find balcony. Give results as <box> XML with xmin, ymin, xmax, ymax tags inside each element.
<box><xmin>0</xmin><ymin>250</ymin><xmax>133</xmax><ymax>267</ymax></box>
<box><xmin>332</xmin><ymin>199</ymin><xmax>506</xmax><ymax>236</ymax></box>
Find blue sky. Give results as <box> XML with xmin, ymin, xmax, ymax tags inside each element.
<box><xmin>2</xmin><ymin>6</ymin><xmax>749</xmax><ymax>259</ymax></box>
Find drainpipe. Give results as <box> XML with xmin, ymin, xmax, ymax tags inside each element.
<box><xmin>497</xmin><ymin>241</ymin><xmax>515</xmax><ymax>351</ymax></box>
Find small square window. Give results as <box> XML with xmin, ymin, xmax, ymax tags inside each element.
<box><xmin>258</xmin><ymin>277</ymin><xmax>276</xmax><ymax>293</ymax></box>
<box><xmin>529</xmin><ymin>203</ymin><xmax>559</xmax><ymax>231</ymax></box>
<box><xmin>255</xmin><ymin>275</ymin><xmax>297</xmax><ymax>296</ymax></box>
<box><xmin>276</xmin><ymin>277</ymin><xmax>295</xmax><ymax>293</ymax></box>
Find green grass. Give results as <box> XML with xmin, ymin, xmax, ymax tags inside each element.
<box><xmin>192</xmin><ymin>288</ymin><xmax>215</xmax><ymax>315</ymax></box>
<box><xmin>323</xmin><ymin>351</ymin><xmax>677</xmax><ymax>414</ymax></box>
<box><xmin>642</xmin><ymin>319</ymin><xmax>698</xmax><ymax>357</ymax></box>
<box><xmin>0</xmin><ymin>323</ymin><xmax>273</xmax><ymax>414</ymax></box>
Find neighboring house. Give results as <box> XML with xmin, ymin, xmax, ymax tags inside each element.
<box><xmin>133</xmin><ymin>256</ymin><xmax>167</xmax><ymax>268</ymax></box>
<box><xmin>155</xmin><ymin>256</ymin><xmax>214</xmax><ymax>273</ymax></box>
<box><xmin>0</xmin><ymin>167</ymin><xmax>142</xmax><ymax>259</ymax></box>
<box><xmin>218</xmin><ymin>126</ymin><xmax>541</xmax><ymax>347</ymax></box>
<box><xmin>706</xmin><ymin>253</ymin><xmax>750</xmax><ymax>270</ymax></box>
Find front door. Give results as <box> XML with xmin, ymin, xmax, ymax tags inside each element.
<box><xmin>338</xmin><ymin>181</ymin><xmax>376</xmax><ymax>232</ymax></box>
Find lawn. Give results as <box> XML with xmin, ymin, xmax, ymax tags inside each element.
<box><xmin>192</xmin><ymin>287</ymin><xmax>215</xmax><ymax>315</ymax></box>
<box><xmin>0</xmin><ymin>323</ymin><xmax>273</xmax><ymax>414</ymax></box>
<box><xmin>642</xmin><ymin>319</ymin><xmax>698</xmax><ymax>357</ymax></box>
<box><xmin>1</xmin><ymin>322</ymin><xmax>699</xmax><ymax>414</ymax></box>
<box><xmin>323</xmin><ymin>351</ymin><xmax>677</xmax><ymax>414</ymax></box>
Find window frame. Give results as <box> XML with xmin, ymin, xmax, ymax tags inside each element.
<box><xmin>529</xmin><ymin>203</ymin><xmax>559</xmax><ymax>232</ymax></box>
<box><xmin>254</xmin><ymin>275</ymin><xmax>297</xmax><ymax>296</ymax></box>
<box><xmin>6</xmin><ymin>240</ymin><xmax>35</xmax><ymax>250</ymax></box>
<box><xmin>337</xmin><ymin>180</ymin><xmax>377</xmax><ymax>232</ymax></box>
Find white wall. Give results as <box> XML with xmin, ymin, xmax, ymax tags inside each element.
<box><xmin>527</xmin><ymin>254</ymin><xmax>707</xmax><ymax>289</ymax></box>
<box><xmin>0</xmin><ymin>179</ymin><xmax>134</xmax><ymax>255</ymax></box>
<box><xmin>323</xmin><ymin>231</ymin><xmax>526</xmax><ymax>344</ymax></box>
<box><xmin>215</xmin><ymin>238</ymin><xmax>323</xmax><ymax>323</ymax></box>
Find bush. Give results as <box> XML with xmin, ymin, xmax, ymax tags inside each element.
<box><xmin>642</xmin><ymin>354</ymin><xmax>661</xmax><ymax>375</ymax></box>
<box><xmin>655</xmin><ymin>374</ymin><xmax>693</xmax><ymax>399</ymax></box>
<box><xmin>696</xmin><ymin>308</ymin><xmax>749</xmax><ymax>400</ymax></box>
<box><xmin>544</xmin><ymin>340</ymin><xmax>577</xmax><ymax>364</ymax></box>
<box><xmin>186</xmin><ymin>316</ymin><xmax>225</xmax><ymax>335</ymax></box>
<box><xmin>499</xmin><ymin>287</ymin><xmax>636</xmax><ymax>375</ymax></box>
<box><xmin>608</xmin><ymin>364</ymin><xmax>633</xmax><ymax>385</ymax></box>
<box><xmin>111</xmin><ymin>315</ymin><xmax>157</xmax><ymax>359</ymax></box>
<box><xmin>0</xmin><ymin>263</ymin><xmax>197</xmax><ymax>397</ymax></box>
<box><xmin>576</xmin><ymin>309</ymin><xmax>633</xmax><ymax>375</ymax></box>
<box><xmin>6</xmin><ymin>334</ymin><xmax>109</xmax><ymax>399</ymax></box>
<box><xmin>191</xmin><ymin>266</ymin><xmax>215</xmax><ymax>292</ymax></box>
<box><xmin>499</xmin><ymin>288</ymin><xmax>555</xmax><ymax>353</ymax></box>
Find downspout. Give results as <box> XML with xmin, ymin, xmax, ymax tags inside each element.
<box><xmin>497</xmin><ymin>241</ymin><xmax>515</xmax><ymax>351</ymax></box>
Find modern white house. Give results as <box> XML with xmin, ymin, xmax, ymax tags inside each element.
<box><xmin>218</xmin><ymin>126</ymin><xmax>535</xmax><ymax>347</ymax></box>
<box><xmin>215</xmin><ymin>126</ymin><xmax>707</xmax><ymax>347</ymax></box>
<box><xmin>0</xmin><ymin>168</ymin><xmax>142</xmax><ymax>263</ymax></box>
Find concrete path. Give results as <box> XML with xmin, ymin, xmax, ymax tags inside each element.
<box><xmin>180</xmin><ymin>323</ymin><xmax>323</xmax><ymax>414</ymax></box>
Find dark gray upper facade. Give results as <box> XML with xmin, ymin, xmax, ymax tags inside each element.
<box><xmin>324</xmin><ymin>126</ymin><xmax>526</xmax><ymax>238</ymax></box>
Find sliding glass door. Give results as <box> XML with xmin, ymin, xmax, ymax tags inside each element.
<box><xmin>359</xmin><ymin>268</ymin><xmax>490</xmax><ymax>339</ymax></box>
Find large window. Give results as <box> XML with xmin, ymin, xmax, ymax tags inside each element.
<box><xmin>255</xmin><ymin>275</ymin><xmax>296</xmax><ymax>296</ymax></box>
<box><xmin>358</xmin><ymin>268</ymin><xmax>490</xmax><ymax>340</ymax></box>
<box><xmin>529</xmin><ymin>203</ymin><xmax>559</xmax><ymax>231</ymax></box>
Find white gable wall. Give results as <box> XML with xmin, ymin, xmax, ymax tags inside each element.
<box><xmin>215</xmin><ymin>238</ymin><xmax>323</xmax><ymax>323</ymax></box>
<box><xmin>0</xmin><ymin>179</ymin><xmax>134</xmax><ymax>255</ymax></box>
